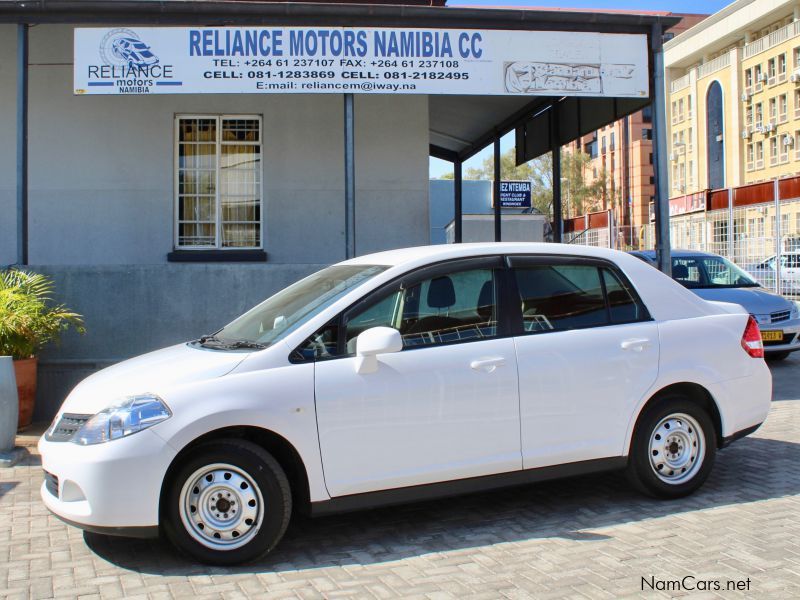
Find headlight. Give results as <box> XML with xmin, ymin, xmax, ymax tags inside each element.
<box><xmin>73</xmin><ymin>394</ymin><xmax>171</xmax><ymax>445</ymax></box>
<box><xmin>792</xmin><ymin>302</ymin><xmax>800</xmax><ymax>320</ymax></box>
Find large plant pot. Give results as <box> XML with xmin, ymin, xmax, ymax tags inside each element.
<box><xmin>13</xmin><ymin>357</ymin><xmax>37</xmax><ymax>430</ymax></box>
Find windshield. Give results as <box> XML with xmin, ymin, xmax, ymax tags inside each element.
<box><xmin>211</xmin><ymin>264</ymin><xmax>387</xmax><ymax>347</ymax></box>
<box><xmin>672</xmin><ymin>256</ymin><xmax>760</xmax><ymax>289</ymax></box>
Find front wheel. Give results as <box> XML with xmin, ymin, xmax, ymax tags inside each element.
<box><xmin>626</xmin><ymin>397</ymin><xmax>716</xmax><ymax>499</ymax></box>
<box><xmin>162</xmin><ymin>439</ymin><xmax>292</xmax><ymax>565</ymax></box>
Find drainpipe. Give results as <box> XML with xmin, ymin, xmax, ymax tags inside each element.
<box><xmin>344</xmin><ymin>93</ymin><xmax>355</xmax><ymax>259</ymax></box>
<box><xmin>17</xmin><ymin>23</ymin><xmax>29</xmax><ymax>266</ymax></box>
<box><xmin>652</xmin><ymin>21</ymin><xmax>672</xmax><ymax>276</ymax></box>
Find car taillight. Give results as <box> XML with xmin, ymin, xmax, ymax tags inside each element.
<box><xmin>741</xmin><ymin>315</ymin><xmax>764</xmax><ymax>358</ymax></box>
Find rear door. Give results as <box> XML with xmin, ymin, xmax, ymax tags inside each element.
<box><xmin>508</xmin><ymin>256</ymin><xmax>659</xmax><ymax>468</ymax></box>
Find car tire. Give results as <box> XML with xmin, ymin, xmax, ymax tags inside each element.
<box><xmin>162</xmin><ymin>439</ymin><xmax>292</xmax><ymax>565</ymax></box>
<box><xmin>766</xmin><ymin>351</ymin><xmax>790</xmax><ymax>361</ymax></box>
<box><xmin>626</xmin><ymin>396</ymin><xmax>716</xmax><ymax>499</ymax></box>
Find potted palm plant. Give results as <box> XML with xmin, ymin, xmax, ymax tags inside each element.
<box><xmin>0</xmin><ymin>269</ymin><xmax>85</xmax><ymax>429</ymax></box>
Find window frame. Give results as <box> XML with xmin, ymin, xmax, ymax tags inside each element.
<box><xmin>290</xmin><ymin>254</ymin><xmax>653</xmax><ymax>363</ymax></box>
<box><xmin>173</xmin><ymin>114</ymin><xmax>264</xmax><ymax>251</ymax></box>
<box><xmin>505</xmin><ymin>255</ymin><xmax>652</xmax><ymax>337</ymax></box>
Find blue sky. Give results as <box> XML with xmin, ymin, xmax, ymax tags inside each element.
<box><xmin>449</xmin><ymin>0</ymin><xmax>730</xmax><ymax>12</ymax></box>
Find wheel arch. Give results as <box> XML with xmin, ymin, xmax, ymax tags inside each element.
<box><xmin>626</xmin><ymin>382</ymin><xmax>724</xmax><ymax>453</ymax></box>
<box><xmin>159</xmin><ymin>426</ymin><xmax>311</xmax><ymax>521</ymax></box>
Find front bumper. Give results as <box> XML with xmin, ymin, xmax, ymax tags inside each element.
<box><xmin>38</xmin><ymin>428</ymin><xmax>177</xmax><ymax>531</ymax></box>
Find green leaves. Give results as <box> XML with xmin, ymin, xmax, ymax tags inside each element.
<box><xmin>0</xmin><ymin>269</ymin><xmax>85</xmax><ymax>360</ymax></box>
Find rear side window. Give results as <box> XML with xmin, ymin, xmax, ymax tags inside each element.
<box><xmin>602</xmin><ymin>268</ymin><xmax>644</xmax><ymax>323</ymax></box>
<box><xmin>513</xmin><ymin>262</ymin><xmax>647</xmax><ymax>333</ymax></box>
<box><xmin>514</xmin><ymin>264</ymin><xmax>607</xmax><ymax>332</ymax></box>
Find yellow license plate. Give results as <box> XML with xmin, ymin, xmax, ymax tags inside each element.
<box><xmin>761</xmin><ymin>330</ymin><xmax>783</xmax><ymax>342</ymax></box>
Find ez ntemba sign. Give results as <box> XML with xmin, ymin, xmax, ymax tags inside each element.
<box><xmin>74</xmin><ymin>26</ymin><xmax>649</xmax><ymax>97</ymax></box>
<box><xmin>495</xmin><ymin>181</ymin><xmax>533</xmax><ymax>209</ymax></box>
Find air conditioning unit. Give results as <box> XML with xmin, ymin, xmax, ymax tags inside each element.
<box><xmin>669</xmin><ymin>152</ymin><xmax>677</xmax><ymax>161</ymax></box>
<box><xmin>765</xmin><ymin>123</ymin><xmax>775</xmax><ymax>133</ymax></box>
<box><xmin>756</xmin><ymin>124</ymin><xmax>765</xmax><ymax>133</ymax></box>
<box><xmin>784</xmin><ymin>134</ymin><xmax>795</xmax><ymax>146</ymax></box>
<box><xmin>741</xmin><ymin>91</ymin><xmax>751</xmax><ymax>102</ymax></box>
<box><xmin>742</xmin><ymin>129</ymin><xmax>752</xmax><ymax>139</ymax></box>
<box><xmin>792</xmin><ymin>69</ymin><xmax>800</xmax><ymax>82</ymax></box>
<box><xmin>758</xmin><ymin>73</ymin><xmax>768</xmax><ymax>82</ymax></box>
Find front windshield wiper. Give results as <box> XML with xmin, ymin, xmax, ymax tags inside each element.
<box><xmin>196</xmin><ymin>334</ymin><xmax>266</xmax><ymax>350</ymax></box>
<box><xmin>224</xmin><ymin>340</ymin><xmax>267</xmax><ymax>350</ymax></box>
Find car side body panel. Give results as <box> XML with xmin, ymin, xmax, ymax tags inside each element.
<box><xmin>150</xmin><ymin>359</ymin><xmax>329</xmax><ymax>503</ymax></box>
<box><xmin>621</xmin><ymin>312</ymin><xmax>772</xmax><ymax>455</ymax></box>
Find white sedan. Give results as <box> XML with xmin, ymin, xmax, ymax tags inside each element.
<box><xmin>39</xmin><ymin>243</ymin><xmax>771</xmax><ymax>564</ymax></box>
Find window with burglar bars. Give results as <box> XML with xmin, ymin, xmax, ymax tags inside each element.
<box><xmin>175</xmin><ymin>115</ymin><xmax>262</xmax><ymax>249</ymax></box>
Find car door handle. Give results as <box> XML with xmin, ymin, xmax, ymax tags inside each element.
<box><xmin>470</xmin><ymin>357</ymin><xmax>506</xmax><ymax>372</ymax></box>
<box><xmin>620</xmin><ymin>338</ymin><xmax>651</xmax><ymax>352</ymax></box>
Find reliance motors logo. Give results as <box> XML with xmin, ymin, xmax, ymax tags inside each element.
<box><xmin>82</xmin><ymin>28</ymin><xmax>179</xmax><ymax>94</ymax></box>
<box><xmin>100</xmin><ymin>28</ymin><xmax>160</xmax><ymax>68</ymax></box>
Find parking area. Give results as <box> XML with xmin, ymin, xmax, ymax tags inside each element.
<box><xmin>2</xmin><ymin>359</ymin><xmax>799</xmax><ymax>600</ymax></box>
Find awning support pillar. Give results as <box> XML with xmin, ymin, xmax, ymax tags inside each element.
<box><xmin>344</xmin><ymin>93</ymin><xmax>355</xmax><ymax>259</ymax></box>
<box><xmin>454</xmin><ymin>158</ymin><xmax>463</xmax><ymax>243</ymax></box>
<box><xmin>493</xmin><ymin>136</ymin><xmax>501</xmax><ymax>242</ymax></box>
<box><xmin>551</xmin><ymin>103</ymin><xmax>562</xmax><ymax>243</ymax></box>
<box><xmin>16</xmin><ymin>23</ymin><xmax>28</xmax><ymax>266</ymax></box>
<box><xmin>651</xmin><ymin>22</ymin><xmax>672</xmax><ymax>275</ymax></box>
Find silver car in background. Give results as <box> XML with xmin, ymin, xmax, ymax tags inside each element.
<box><xmin>631</xmin><ymin>250</ymin><xmax>800</xmax><ymax>360</ymax></box>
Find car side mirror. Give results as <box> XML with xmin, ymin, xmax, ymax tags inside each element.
<box><xmin>355</xmin><ymin>327</ymin><xmax>402</xmax><ymax>374</ymax></box>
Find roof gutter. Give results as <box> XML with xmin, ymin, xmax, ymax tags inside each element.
<box><xmin>0</xmin><ymin>1</ymin><xmax>681</xmax><ymax>32</ymax></box>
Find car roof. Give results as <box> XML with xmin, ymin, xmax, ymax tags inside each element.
<box><xmin>343</xmin><ymin>242</ymin><xmax>632</xmax><ymax>268</ymax></box>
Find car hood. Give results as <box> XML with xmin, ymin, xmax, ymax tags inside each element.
<box><xmin>691</xmin><ymin>287</ymin><xmax>794</xmax><ymax>314</ymax></box>
<box><xmin>57</xmin><ymin>343</ymin><xmax>250</xmax><ymax>415</ymax></box>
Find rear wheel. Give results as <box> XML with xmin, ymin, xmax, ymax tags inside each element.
<box><xmin>626</xmin><ymin>397</ymin><xmax>716</xmax><ymax>498</ymax></box>
<box><xmin>163</xmin><ymin>439</ymin><xmax>291</xmax><ymax>565</ymax></box>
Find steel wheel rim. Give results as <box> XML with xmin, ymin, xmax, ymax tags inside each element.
<box><xmin>178</xmin><ymin>463</ymin><xmax>264</xmax><ymax>550</ymax></box>
<box><xmin>648</xmin><ymin>413</ymin><xmax>705</xmax><ymax>485</ymax></box>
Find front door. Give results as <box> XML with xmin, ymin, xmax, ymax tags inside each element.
<box><xmin>313</xmin><ymin>258</ymin><xmax>522</xmax><ymax>497</ymax></box>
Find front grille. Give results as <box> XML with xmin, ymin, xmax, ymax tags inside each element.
<box><xmin>45</xmin><ymin>413</ymin><xmax>91</xmax><ymax>442</ymax></box>
<box><xmin>771</xmin><ymin>310</ymin><xmax>791</xmax><ymax>324</ymax></box>
<box><xmin>44</xmin><ymin>471</ymin><xmax>59</xmax><ymax>498</ymax></box>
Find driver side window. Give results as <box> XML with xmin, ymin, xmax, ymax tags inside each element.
<box><xmin>345</xmin><ymin>268</ymin><xmax>498</xmax><ymax>354</ymax></box>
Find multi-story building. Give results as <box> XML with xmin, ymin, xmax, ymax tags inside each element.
<box><xmin>665</xmin><ymin>0</ymin><xmax>800</xmax><ymax>193</ymax></box>
<box><xmin>565</xmin><ymin>13</ymin><xmax>706</xmax><ymax>248</ymax></box>
<box><xmin>663</xmin><ymin>0</ymin><xmax>800</xmax><ymax>283</ymax></box>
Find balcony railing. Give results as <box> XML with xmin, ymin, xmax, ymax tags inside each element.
<box><xmin>670</xmin><ymin>73</ymin><xmax>691</xmax><ymax>93</ymax></box>
<box><xmin>744</xmin><ymin>20</ymin><xmax>800</xmax><ymax>60</ymax></box>
<box><xmin>697</xmin><ymin>53</ymin><xmax>731</xmax><ymax>79</ymax></box>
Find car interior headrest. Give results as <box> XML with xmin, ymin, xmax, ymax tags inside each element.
<box><xmin>427</xmin><ymin>276</ymin><xmax>456</xmax><ymax>309</ymax></box>
<box><xmin>672</xmin><ymin>264</ymin><xmax>689</xmax><ymax>279</ymax></box>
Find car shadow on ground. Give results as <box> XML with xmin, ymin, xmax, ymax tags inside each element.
<box><xmin>0</xmin><ymin>482</ymin><xmax>18</xmax><ymax>501</ymax></box>
<box><xmin>84</xmin><ymin>435</ymin><xmax>800</xmax><ymax>576</ymax></box>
